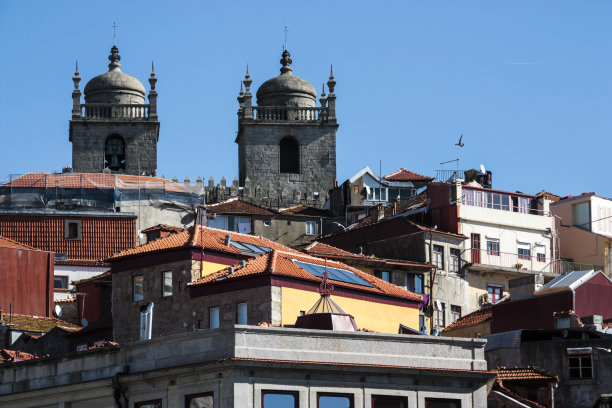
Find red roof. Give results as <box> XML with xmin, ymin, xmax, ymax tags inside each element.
<box><xmin>3</xmin><ymin>172</ymin><xmax>185</xmax><ymax>192</ymax></box>
<box><xmin>190</xmin><ymin>249</ymin><xmax>423</xmax><ymax>303</ymax></box>
<box><xmin>279</xmin><ymin>205</ymin><xmax>329</xmax><ymax>217</ymax></box>
<box><xmin>141</xmin><ymin>224</ymin><xmax>185</xmax><ymax>234</ymax></box>
<box><xmin>305</xmin><ymin>242</ymin><xmax>366</xmax><ymax>258</ymax></box>
<box><xmin>384</xmin><ymin>168</ymin><xmax>434</xmax><ymax>182</ymax></box>
<box><xmin>495</xmin><ymin>366</ymin><xmax>558</xmax><ymax>383</ymax></box>
<box><xmin>443</xmin><ymin>304</ymin><xmax>493</xmax><ymax>332</ymax></box>
<box><xmin>0</xmin><ymin>214</ymin><xmax>136</xmax><ymax>262</ymax></box>
<box><xmin>0</xmin><ymin>235</ymin><xmax>36</xmax><ymax>250</ymax></box>
<box><xmin>0</xmin><ymin>349</ymin><xmax>38</xmax><ymax>363</ymax></box>
<box><xmin>109</xmin><ymin>225</ymin><xmax>301</xmax><ymax>260</ymax></box>
<box><xmin>203</xmin><ymin>198</ymin><xmax>275</xmax><ymax>215</ymax></box>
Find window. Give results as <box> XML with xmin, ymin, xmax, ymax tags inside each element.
<box><xmin>568</xmin><ymin>348</ymin><xmax>593</xmax><ymax>379</ymax></box>
<box><xmin>133</xmin><ymin>275</ymin><xmax>144</xmax><ymax>301</ymax></box>
<box><xmin>407</xmin><ymin>274</ymin><xmax>423</xmax><ymax>294</ymax></box>
<box><xmin>450</xmin><ymin>248</ymin><xmax>460</xmax><ymax>273</ymax></box>
<box><xmin>209</xmin><ymin>307</ymin><xmax>220</xmax><ymax>329</ymax></box>
<box><xmin>486</xmin><ymin>240</ymin><xmax>499</xmax><ymax>256</ymax></box>
<box><xmin>139</xmin><ymin>302</ymin><xmax>154</xmax><ymax>341</ymax></box>
<box><xmin>366</xmin><ymin>187</ymin><xmax>387</xmax><ymax>202</ymax></box>
<box><xmin>419</xmin><ymin>314</ymin><xmax>427</xmax><ymax>333</ymax></box>
<box><xmin>435</xmin><ymin>301</ymin><xmax>446</xmax><ymax>328</ymax></box>
<box><xmin>317</xmin><ymin>392</ymin><xmax>354</xmax><ymax>408</ymax></box>
<box><xmin>433</xmin><ymin>245</ymin><xmax>444</xmax><ymax>269</ymax></box>
<box><xmin>262</xmin><ymin>390</ymin><xmax>298</xmax><ymax>408</ymax></box>
<box><xmin>537</xmin><ymin>252</ymin><xmax>546</xmax><ymax>262</ymax></box>
<box><xmin>237</xmin><ymin>302</ymin><xmax>247</xmax><ymax>325</ymax></box>
<box><xmin>471</xmin><ymin>233</ymin><xmax>481</xmax><ymax>264</ymax></box>
<box><xmin>424</xmin><ymin>398</ymin><xmax>461</xmax><ymax>408</ymax></box>
<box><xmin>293</xmin><ymin>260</ymin><xmax>374</xmax><ymax>287</ymax></box>
<box><xmin>518</xmin><ymin>243</ymin><xmax>531</xmax><ymax>260</ymax></box>
<box><xmin>306</xmin><ymin>220</ymin><xmax>317</xmax><ymax>235</ymax></box>
<box><xmin>54</xmin><ymin>276</ymin><xmax>69</xmax><ymax>289</ymax></box>
<box><xmin>372</xmin><ymin>395</ymin><xmax>408</xmax><ymax>408</ymax></box>
<box><xmin>64</xmin><ymin>220</ymin><xmax>81</xmax><ymax>240</ymax></box>
<box><xmin>388</xmin><ymin>188</ymin><xmax>412</xmax><ymax>201</ymax></box>
<box><xmin>135</xmin><ymin>400</ymin><xmax>162</xmax><ymax>408</ymax></box>
<box><xmin>375</xmin><ymin>270</ymin><xmax>390</xmax><ymax>282</ymax></box>
<box><xmin>104</xmin><ymin>135</ymin><xmax>126</xmax><ymax>171</ymax></box>
<box><xmin>162</xmin><ymin>271</ymin><xmax>172</xmax><ymax>297</ymax></box>
<box><xmin>451</xmin><ymin>305</ymin><xmax>461</xmax><ymax>323</ymax></box>
<box><xmin>264</xmin><ymin>220</ymin><xmax>271</xmax><ymax>227</ymax></box>
<box><xmin>353</xmin><ymin>185</ymin><xmax>359</xmax><ymax>193</ymax></box>
<box><xmin>280</xmin><ymin>136</ymin><xmax>299</xmax><ymax>173</ymax></box>
<box><xmin>208</xmin><ymin>215</ymin><xmax>251</xmax><ymax>233</ymax></box>
<box><xmin>487</xmin><ymin>285</ymin><xmax>503</xmax><ymax>304</ymax></box>
<box><xmin>185</xmin><ymin>392</ymin><xmax>214</xmax><ymax>408</ymax></box>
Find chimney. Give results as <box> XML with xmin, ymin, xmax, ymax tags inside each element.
<box><xmin>508</xmin><ymin>274</ymin><xmax>544</xmax><ymax>301</ymax></box>
<box><xmin>225</xmin><ymin>234</ymin><xmax>232</xmax><ymax>247</ymax></box>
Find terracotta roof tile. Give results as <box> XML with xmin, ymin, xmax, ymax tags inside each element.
<box><xmin>304</xmin><ymin>242</ymin><xmax>366</xmax><ymax>258</ymax></box>
<box><xmin>190</xmin><ymin>249</ymin><xmax>423</xmax><ymax>303</ymax></box>
<box><xmin>202</xmin><ymin>198</ymin><xmax>275</xmax><ymax>215</ymax></box>
<box><xmin>141</xmin><ymin>224</ymin><xmax>185</xmax><ymax>234</ymax></box>
<box><xmin>384</xmin><ymin>168</ymin><xmax>434</xmax><ymax>182</ymax></box>
<box><xmin>0</xmin><ymin>214</ymin><xmax>136</xmax><ymax>262</ymax></box>
<box><xmin>0</xmin><ymin>313</ymin><xmax>80</xmax><ymax>333</ymax></box>
<box><xmin>495</xmin><ymin>366</ymin><xmax>559</xmax><ymax>382</ymax></box>
<box><xmin>443</xmin><ymin>304</ymin><xmax>493</xmax><ymax>332</ymax></box>
<box><xmin>0</xmin><ymin>349</ymin><xmax>38</xmax><ymax>363</ymax></box>
<box><xmin>0</xmin><ymin>235</ymin><xmax>36</xmax><ymax>250</ymax></box>
<box><xmin>54</xmin><ymin>297</ymin><xmax>76</xmax><ymax>303</ymax></box>
<box><xmin>304</xmin><ymin>242</ymin><xmax>430</xmax><ymax>269</ymax></box>
<box><xmin>109</xmin><ymin>225</ymin><xmax>301</xmax><ymax>260</ymax></box>
<box><xmin>279</xmin><ymin>205</ymin><xmax>330</xmax><ymax>217</ymax></box>
<box><xmin>603</xmin><ymin>318</ymin><xmax>612</xmax><ymax>329</ymax></box>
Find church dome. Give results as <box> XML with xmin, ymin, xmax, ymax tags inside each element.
<box><xmin>84</xmin><ymin>46</ymin><xmax>146</xmax><ymax>104</ymax></box>
<box><xmin>256</xmin><ymin>50</ymin><xmax>317</xmax><ymax>107</ymax></box>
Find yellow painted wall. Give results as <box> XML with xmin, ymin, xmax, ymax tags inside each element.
<box><xmin>280</xmin><ymin>286</ymin><xmax>420</xmax><ymax>334</ymax></box>
<box><xmin>190</xmin><ymin>260</ymin><xmax>234</xmax><ymax>281</ymax></box>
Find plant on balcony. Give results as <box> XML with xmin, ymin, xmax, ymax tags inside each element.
<box><xmin>514</xmin><ymin>263</ymin><xmax>523</xmax><ymax>270</ymax></box>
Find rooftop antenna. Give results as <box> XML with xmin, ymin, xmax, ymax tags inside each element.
<box><xmin>111</xmin><ymin>21</ymin><xmax>118</xmax><ymax>45</ymax></box>
<box><xmin>283</xmin><ymin>26</ymin><xmax>289</xmax><ymax>51</ymax></box>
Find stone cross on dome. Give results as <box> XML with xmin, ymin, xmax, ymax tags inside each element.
<box><xmin>111</xmin><ymin>22</ymin><xmax>118</xmax><ymax>45</ymax></box>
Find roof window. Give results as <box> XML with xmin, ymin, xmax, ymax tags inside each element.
<box><xmin>292</xmin><ymin>260</ymin><xmax>373</xmax><ymax>288</ymax></box>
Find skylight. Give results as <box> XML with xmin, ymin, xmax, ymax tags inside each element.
<box><xmin>230</xmin><ymin>241</ymin><xmax>271</xmax><ymax>256</ymax></box>
<box><xmin>292</xmin><ymin>260</ymin><xmax>374</xmax><ymax>288</ymax></box>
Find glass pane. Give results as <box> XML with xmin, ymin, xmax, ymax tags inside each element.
<box><xmin>414</xmin><ymin>275</ymin><xmax>423</xmax><ymax>293</ymax></box>
<box><xmin>581</xmin><ymin>367</ymin><xmax>592</xmax><ymax>378</ymax></box>
<box><xmin>210</xmin><ymin>308</ymin><xmax>219</xmax><ymax>328</ymax></box>
<box><xmin>237</xmin><ymin>303</ymin><xmax>247</xmax><ymax>325</ymax></box>
<box><xmin>373</xmin><ymin>395</ymin><xmax>407</xmax><ymax>408</ymax></box>
<box><xmin>134</xmin><ymin>276</ymin><xmax>144</xmax><ymax>301</ymax></box>
<box><xmin>319</xmin><ymin>395</ymin><xmax>352</xmax><ymax>408</ymax></box>
<box><xmin>163</xmin><ymin>272</ymin><xmax>172</xmax><ymax>296</ymax></box>
<box><xmin>293</xmin><ymin>260</ymin><xmax>373</xmax><ymax>287</ymax></box>
<box><xmin>581</xmin><ymin>356</ymin><xmax>592</xmax><ymax>368</ymax></box>
<box><xmin>263</xmin><ymin>393</ymin><xmax>296</xmax><ymax>408</ymax></box>
<box><xmin>569</xmin><ymin>368</ymin><xmax>581</xmax><ymax>378</ymax></box>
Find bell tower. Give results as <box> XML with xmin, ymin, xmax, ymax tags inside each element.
<box><xmin>69</xmin><ymin>46</ymin><xmax>160</xmax><ymax>176</ymax></box>
<box><xmin>236</xmin><ymin>50</ymin><xmax>338</xmax><ymax>209</ymax></box>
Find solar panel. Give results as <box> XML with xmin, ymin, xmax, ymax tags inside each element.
<box><xmin>230</xmin><ymin>241</ymin><xmax>271</xmax><ymax>256</ymax></box>
<box><xmin>292</xmin><ymin>260</ymin><xmax>374</xmax><ymax>288</ymax></box>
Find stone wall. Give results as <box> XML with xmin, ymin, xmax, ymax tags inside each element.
<box><xmin>70</xmin><ymin>120</ymin><xmax>159</xmax><ymax>176</ymax></box>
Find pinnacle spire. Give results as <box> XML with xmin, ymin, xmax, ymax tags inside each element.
<box><xmin>108</xmin><ymin>45</ymin><xmax>121</xmax><ymax>71</ymax></box>
<box><xmin>151</xmin><ymin>61</ymin><xmax>155</xmax><ymax>74</ymax></box>
<box><xmin>74</xmin><ymin>60</ymin><xmax>79</xmax><ymax>75</ymax></box>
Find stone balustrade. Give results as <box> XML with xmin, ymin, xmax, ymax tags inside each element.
<box><xmin>78</xmin><ymin>103</ymin><xmax>150</xmax><ymax>120</ymax></box>
<box><xmin>244</xmin><ymin>106</ymin><xmax>328</xmax><ymax>122</ymax></box>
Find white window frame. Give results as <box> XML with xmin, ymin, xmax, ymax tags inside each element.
<box><xmin>210</xmin><ymin>307</ymin><xmax>220</xmax><ymax>329</ymax></box>
<box><xmin>162</xmin><ymin>271</ymin><xmax>172</xmax><ymax>297</ymax></box>
<box><xmin>237</xmin><ymin>302</ymin><xmax>247</xmax><ymax>325</ymax></box>
<box><xmin>305</xmin><ymin>220</ymin><xmax>317</xmax><ymax>236</ymax></box>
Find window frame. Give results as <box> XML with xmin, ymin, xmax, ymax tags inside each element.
<box><xmin>432</xmin><ymin>245</ymin><xmax>444</xmax><ymax>269</ymax></box>
<box><xmin>487</xmin><ymin>284</ymin><xmax>504</xmax><ymax>304</ymax></box>
<box><xmin>64</xmin><ymin>219</ymin><xmax>82</xmax><ymax>241</ymax></box>
<box><xmin>486</xmin><ymin>239</ymin><xmax>500</xmax><ymax>256</ymax></box>
<box><xmin>449</xmin><ymin>248</ymin><xmax>460</xmax><ymax>274</ymax></box>
<box><xmin>451</xmin><ymin>305</ymin><xmax>461</xmax><ymax>323</ymax></box>
<box><xmin>162</xmin><ymin>271</ymin><xmax>172</xmax><ymax>297</ymax></box>
<box><xmin>237</xmin><ymin>302</ymin><xmax>247</xmax><ymax>325</ymax></box>
<box><xmin>568</xmin><ymin>352</ymin><xmax>593</xmax><ymax>379</ymax></box>
<box><xmin>135</xmin><ymin>400</ymin><xmax>162</xmax><ymax>408</ymax></box>
<box><xmin>435</xmin><ymin>301</ymin><xmax>446</xmax><ymax>328</ymax></box>
<box><xmin>305</xmin><ymin>220</ymin><xmax>317</xmax><ymax>236</ymax></box>
<box><xmin>209</xmin><ymin>306</ymin><xmax>220</xmax><ymax>329</ymax></box>
<box><xmin>261</xmin><ymin>390</ymin><xmax>299</xmax><ymax>408</ymax></box>
<box><xmin>54</xmin><ymin>275</ymin><xmax>69</xmax><ymax>289</ymax></box>
<box><xmin>317</xmin><ymin>392</ymin><xmax>355</xmax><ymax>408</ymax></box>
<box><xmin>185</xmin><ymin>392</ymin><xmax>214</xmax><ymax>408</ymax></box>
<box><xmin>133</xmin><ymin>275</ymin><xmax>144</xmax><ymax>302</ymax></box>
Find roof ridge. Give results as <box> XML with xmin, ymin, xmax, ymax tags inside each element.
<box><xmin>0</xmin><ymin>235</ymin><xmax>37</xmax><ymax>250</ymax></box>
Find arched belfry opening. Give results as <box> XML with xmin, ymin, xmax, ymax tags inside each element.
<box><xmin>105</xmin><ymin>135</ymin><xmax>125</xmax><ymax>171</ymax></box>
<box><xmin>279</xmin><ymin>136</ymin><xmax>299</xmax><ymax>174</ymax></box>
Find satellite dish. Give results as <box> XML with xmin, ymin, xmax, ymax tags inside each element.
<box><xmin>479</xmin><ymin>164</ymin><xmax>486</xmax><ymax>175</ymax></box>
<box><xmin>81</xmin><ymin>318</ymin><xmax>88</xmax><ymax>327</ymax></box>
<box><xmin>54</xmin><ymin>305</ymin><xmax>62</xmax><ymax>317</ymax></box>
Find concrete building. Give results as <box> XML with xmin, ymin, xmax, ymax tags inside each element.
<box><xmin>69</xmin><ymin>46</ymin><xmax>159</xmax><ymax>176</ymax></box>
<box><xmin>235</xmin><ymin>50</ymin><xmax>338</xmax><ymax>209</ymax></box>
<box><xmin>0</xmin><ymin>325</ymin><xmax>494</xmax><ymax>407</ymax></box>
<box><xmin>551</xmin><ymin>192</ymin><xmax>612</xmax><ymax>276</ymax></box>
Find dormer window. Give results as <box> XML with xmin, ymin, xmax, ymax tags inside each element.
<box><xmin>64</xmin><ymin>220</ymin><xmax>81</xmax><ymax>240</ymax></box>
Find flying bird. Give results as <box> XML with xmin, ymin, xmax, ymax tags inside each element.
<box><xmin>455</xmin><ymin>134</ymin><xmax>464</xmax><ymax>147</ymax></box>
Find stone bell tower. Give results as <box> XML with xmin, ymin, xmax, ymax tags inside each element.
<box><xmin>69</xmin><ymin>46</ymin><xmax>159</xmax><ymax>176</ymax></box>
<box><xmin>236</xmin><ymin>49</ymin><xmax>338</xmax><ymax>209</ymax></box>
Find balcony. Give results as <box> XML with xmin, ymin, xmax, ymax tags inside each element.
<box><xmin>466</xmin><ymin>248</ymin><xmax>560</xmax><ymax>275</ymax></box>
<box><xmin>76</xmin><ymin>103</ymin><xmax>151</xmax><ymax>120</ymax></box>
<box><xmin>241</xmin><ymin>106</ymin><xmax>329</xmax><ymax>123</ymax></box>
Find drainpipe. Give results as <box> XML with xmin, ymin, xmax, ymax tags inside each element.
<box><xmin>112</xmin><ymin>365</ymin><xmax>130</xmax><ymax>408</ymax></box>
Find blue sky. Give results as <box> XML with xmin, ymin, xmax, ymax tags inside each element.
<box><xmin>1</xmin><ymin>1</ymin><xmax>610</xmax><ymax>198</ymax></box>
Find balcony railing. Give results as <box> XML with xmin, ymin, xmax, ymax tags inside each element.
<box><xmin>244</xmin><ymin>106</ymin><xmax>328</xmax><ymax>122</ymax></box>
<box><xmin>78</xmin><ymin>103</ymin><xmax>150</xmax><ymax>120</ymax></box>
<box><xmin>466</xmin><ymin>248</ymin><xmax>560</xmax><ymax>274</ymax></box>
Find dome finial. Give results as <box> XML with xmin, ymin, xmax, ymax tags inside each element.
<box><xmin>75</xmin><ymin>60</ymin><xmax>79</xmax><ymax>75</ymax></box>
<box><xmin>108</xmin><ymin>45</ymin><xmax>121</xmax><ymax>71</ymax></box>
<box><xmin>151</xmin><ymin>61</ymin><xmax>155</xmax><ymax>74</ymax></box>
<box><xmin>239</xmin><ymin>81</ymin><xmax>244</xmax><ymax>96</ymax></box>
<box><xmin>280</xmin><ymin>49</ymin><xmax>292</xmax><ymax>74</ymax></box>
<box><xmin>327</xmin><ymin>64</ymin><xmax>336</xmax><ymax>94</ymax></box>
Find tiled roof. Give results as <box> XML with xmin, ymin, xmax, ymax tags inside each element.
<box><xmin>304</xmin><ymin>242</ymin><xmax>366</xmax><ymax>258</ymax></box>
<box><xmin>141</xmin><ymin>224</ymin><xmax>185</xmax><ymax>233</ymax></box>
<box><xmin>0</xmin><ymin>349</ymin><xmax>38</xmax><ymax>363</ymax></box>
<box><xmin>0</xmin><ymin>313</ymin><xmax>80</xmax><ymax>333</ymax></box>
<box><xmin>2</xmin><ymin>172</ymin><xmax>186</xmax><ymax>192</ymax></box>
<box><xmin>0</xmin><ymin>214</ymin><xmax>136</xmax><ymax>262</ymax></box>
<box><xmin>279</xmin><ymin>205</ymin><xmax>330</xmax><ymax>217</ymax></box>
<box><xmin>54</xmin><ymin>297</ymin><xmax>76</xmax><ymax>303</ymax></box>
<box><xmin>384</xmin><ymin>168</ymin><xmax>434</xmax><ymax>182</ymax></box>
<box><xmin>73</xmin><ymin>271</ymin><xmax>112</xmax><ymax>286</ymax></box>
<box><xmin>0</xmin><ymin>235</ymin><xmax>36</xmax><ymax>250</ymax></box>
<box><xmin>495</xmin><ymin>366</ymin><xmax>559</xmax><ymax>383</ymax></box>
<box><xmin>603</xmin><ymin>319</ymin><xmax>612</xmax><ymax>329</ymax></box>
<box><xmin>109</xmin><ymin>225</ymin><xmax>301</xmax><ymax>260</ymax></box>
<box><xmin>443</xmin><ymin>304</ymin><xmax>493</xmax><ymax>332</ymax></box>
<box><xmin>202</xmin><ymin>198</ymin><xmax>275</xmax><ymax>215</ymax></box>
<box><xmin>190</xmin><ymin>249</ymin><xmax>423</xmax><ymax>303</ymax></box>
